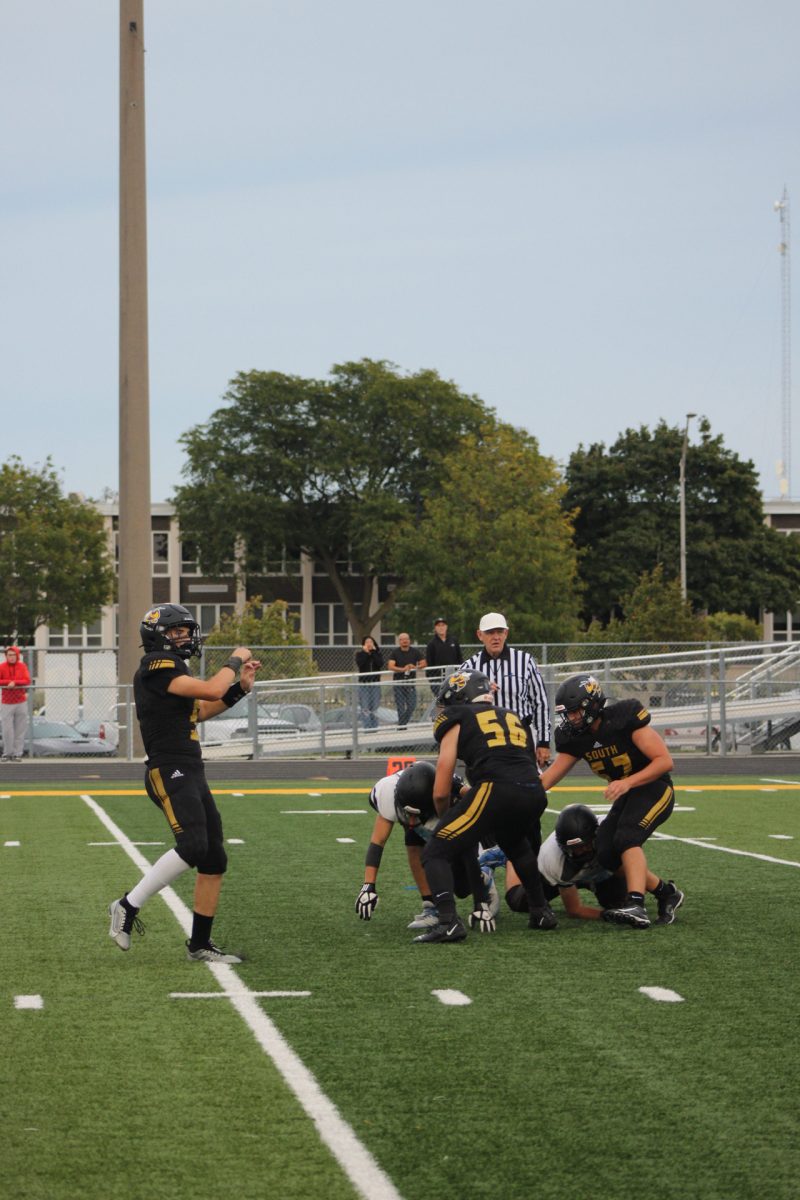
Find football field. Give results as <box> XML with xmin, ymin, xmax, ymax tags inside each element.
<box><xmin>1</xmin><ymin>773</ymin><xmax>798</xmax><ymax>1199</ymax></box>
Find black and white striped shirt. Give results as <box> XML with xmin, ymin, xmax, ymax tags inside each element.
<box><xmin>458</xmin><ymin>646</ymin><xmax>550</xmax><ymax>748</ymax></box>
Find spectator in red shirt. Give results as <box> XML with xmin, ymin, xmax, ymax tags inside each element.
<box><xmin>0</xmin><ymin>646</ymin><xmax>31</xmax><ymax>761</ymax></box>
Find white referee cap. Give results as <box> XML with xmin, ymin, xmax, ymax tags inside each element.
<box><xmin>478</xmin><ymin>612</ymin><xmax>508</xmax><ymax>632</ymax></box>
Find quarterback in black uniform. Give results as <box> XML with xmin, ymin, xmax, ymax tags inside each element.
<box><xmin>415</xmin><ymin>669</ymin><xmax>554</xmax><ymax>943</ymax></box>
<box><xmin>539</xmin><ymin>674</ymin><xmax>684</xmax><ymax>929</ymax></box>
<box><xmin>107</xmin><ymin>604</ymin><xmax>260</xmax><ymax>961</ymax></box>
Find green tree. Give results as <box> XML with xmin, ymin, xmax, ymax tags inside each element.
<box><xmin>0</xmin><ymin>457</ymin><xmax>114</xmax><ymax>640</ymax></box>
<box><xmin>705</xmin><ymin>612</ymin><xmax>762</xmax><ymax>642</ymax></box>
<box><xmin>175</xmin><ymin>359</ymin><xmax>488</xmax><ymax>640</ymax></box>
<box><xmin>563</xmin><ymin>418</ymin><xmax>800</xmax><ymax>624</ymax></box>
<box><xmin>591</xmin><ymin>565</ymin><xmax>707</xmax><ymax>645</ymax></box>
<box><xmin>203</xmin><ymin>597</ymin><xmax>315</xmax><ymax>679</ymax></box>
<box><xmin>393</xmin><ymin>422</ymin><xmax>582</xmax><ymax>642</ymax></box>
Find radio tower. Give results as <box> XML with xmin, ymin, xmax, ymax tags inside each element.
<box><xmin>774</xmin><ymin>187</ymin><xmax>791</xmax><ymax>496</ymax></box>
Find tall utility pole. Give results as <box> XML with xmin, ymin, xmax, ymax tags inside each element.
<box><xmin>774</xmin><ymin>187</ymin><xmax>792</xmax><ymax>497</ymax></box>
<box><xmin>679</xmin><ymin>412</ymin><xmax>697</xmax><ymax>601</ymax></box>
<box><xmin>119</xmin><ymin>2</ymin><xmax>152</xmax><ymax>747</ymax></box>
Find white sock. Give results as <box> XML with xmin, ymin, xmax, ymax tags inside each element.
<box><xmin>127</xmin><ymin>849</ymin><xmax>190</xmax><ymax>909</ymax></box>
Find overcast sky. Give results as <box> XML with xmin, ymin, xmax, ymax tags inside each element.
<box><xmin>2</xmin><ymin>1</ymin><xmax>798</xmax><ymax>504</ymax></box>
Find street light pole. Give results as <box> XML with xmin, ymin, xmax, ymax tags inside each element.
<box><xmin>679</xmin><ymin>413</ymin><xmax>697</xmax><ymax>601</ymax></box>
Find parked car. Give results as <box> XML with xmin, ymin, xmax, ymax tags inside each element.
<box><xmin>276</xmin><ymin>703</ymin><xmax>398</xmax><ymax>731</ymax></box>
<box><xmin>661</xmin><ymin>725</ymin><xmax>736</xmax><ymax>752</ymax></box>
<box><xmin>73</xmin><ymin>716</ymin><xmax>121</xmax><ymax>751</ymax></box>
<box><xmin>0</xmin><ymin>718</ymin><xmax>118</xmax><ymax>757</ymax></box>
<box><xmin>201</xmin><ymin>697</ymin><xmax>299</xmax><ymax>745</ymax></box>
<box><xmin>37</xmin><ymin>705</ymin><xmax>122</xmax><ymax>752</ymax></box>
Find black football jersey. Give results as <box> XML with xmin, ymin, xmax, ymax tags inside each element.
<box><xmin>133</xmin><ymin>649</ymin><xmax>202</xmax><ymax>765</ymax></box>
<box><xmin>433</xmin><ymin>702</ymin><xmax>539</xmax><ymax>786</ymax></box>
<box><xmin>555</xmin><ymin>698</ymin><xmax>670</xmax><ymax>784</ymax></box>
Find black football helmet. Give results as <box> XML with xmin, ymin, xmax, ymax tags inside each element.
<box><xmin>554</xmin><ymin>673</ymin><xmax>606</xmax><ymax>734</ymax></box>
<box><xmin>437</xmin><ymin>669</ymin><xmax>493</xmax><ymax>707</ymax></box>
<box><xmin>555</xmin><ymin>804</ymin><xmax>599</xmax><ymax>859</ymax></box>
<box><xmin>140</xmin><ymin>604</ymin><xmax>202</xmax><ymax>659</ymax></box>
<box><xmin>394</xmin><ymin>761</ymin><xmax>437</xmax><ymax>828</ymax></box>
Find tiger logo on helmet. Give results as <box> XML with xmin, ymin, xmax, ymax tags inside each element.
<box><xmin>436</xmin><ymin>669</ymin><xmax>493</xmax><ymax>707</ymax></box>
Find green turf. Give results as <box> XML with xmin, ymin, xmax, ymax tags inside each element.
<box><xmin>1</xmin><ymin>775</ymin><xmax>798</xmax><ymax>1199</ymax></box>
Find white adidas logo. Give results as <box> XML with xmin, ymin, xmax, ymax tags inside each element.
<box><xmin>171</xmin><ymin>769</ymin><xmax>184</xmax><ymax>779</ymax></box>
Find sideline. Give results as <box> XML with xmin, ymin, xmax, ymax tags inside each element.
<box><xmin>82</xmin><ymin>793</ymin><xmax>405</xmax><ymax>1200</ymax></box>
<box><xmin>3</xmin><ymin>782</ymin><xmax>800</xmax><ymax>798</ymax></box>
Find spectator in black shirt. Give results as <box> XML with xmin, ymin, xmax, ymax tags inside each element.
<box><xmin>424</xmin><ymin>617</ymin><xmax>462</xmax><ymax>695</ymax></box>
<box><xmin>355</xmin><ymin>635</ymin><xmax>384</xmax><ymax>729</ymax></box>
<box><xmin>387</xmin><ymin>633</ymin><xmax>427</xmax><ymax>728</ymax></box>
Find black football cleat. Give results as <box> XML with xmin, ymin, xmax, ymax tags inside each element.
<box><xmin>528</xmin><ymin>905</ymin><xmax>558</xmax><ymax>930</ymax></box>
<box><xmin>655</xmin><ymin>882</ymin><xmax>685</xmax><ymax>926</ymax></box>
<box><xmin>602</xmin><ymin>903</ymin><xmax>651</xmax><ymax>929</ymax></box>
<box><xmin>412</xmin><ymin>918</ymin><xmax>467</xmax><ymax>944</ymax></box>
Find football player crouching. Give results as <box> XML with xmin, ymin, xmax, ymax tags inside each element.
<box><xmin>494</xmin><ymin>804</ymin><xmax>628</xmax><ymax>920</ymax></box>
<box><xmin>354</xmin><ymin>761</ymin><xmax>500</xmax><ymax>932</ymax></box>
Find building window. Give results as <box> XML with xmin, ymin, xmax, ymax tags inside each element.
<box><xmin>181</xmin><ymin>541</ymin><xmax>200</xmax><ymax>575</ymax></box>
<box><xmin>314</xmin><ymin>603</ymin><xmax>350</xmax><ymax>645</ymax></box>
<box><xmin>182</xmin><ymin>603</ymin><xmax>235</xmax><ymax>635</ymax></box>
<box><xmin>263</xmin><ymin>552</ymin><xmax>302</xmax><ymax>576</ymax></box>
<box><xmin>48</xmin><ymin>618</ymin><xmax>104</xmax><ymax>648</ymax></box>
<box><xmin>153</xmin><ymin>532</ymin><xmax>169</xmax><ymax>575</ymax></box>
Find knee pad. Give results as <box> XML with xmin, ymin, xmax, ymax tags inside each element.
<box><xmin>175</xmin><ymin>826</ymin><xmax>209</xmax><ymax>869</ymax></box>
<box><xmin>505</xmin><ymin>884</ymin><xmax>529</xmax><ymax>913</ymax></box>
<box><xmin>197</xmin><ymin>839</ymin><xmax>228</xmax><ymax>876</ymax></box>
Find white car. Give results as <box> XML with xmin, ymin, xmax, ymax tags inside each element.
<box><xmin>201</xmin><ymin>697</ymin><xmax>299</xmax><ymax>745</ymax></box>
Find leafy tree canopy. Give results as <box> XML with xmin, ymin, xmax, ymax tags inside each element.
<box><xmin>0</xmin><ymin>457</ymin><xmax>114</xmax><ymax>641</ymax></box>
<box><xmin>175</xmin><ymin>359</ymin><xmax>489</xmax><ymax>639</ymax></box>
<box><xmin>588</xmin><ymin>565</ymin><xmax>707</xmax><ymax>646</ymax></box>
<box><xmin>203</xmin><ymin>597</ymin><xmax>315</xmax><ymax>679</ymax></box>
<box><xmin>704</xmin><ymin>612</ymin><xmax>762</xmax><ymax>642</ymax></box>
<box><xmin>563</xmin><ymin>418</ymin><xmax>800</xmax><ymax>624</ymax></box>
<box><xmin>393</xmin><ymin>422</ymin><xmax>582</xmax><ymax>643</ymax></box>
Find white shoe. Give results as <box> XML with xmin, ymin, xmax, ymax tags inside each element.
<box><xmin>407</xmin><ymin>903</ymin><xmax>439</xmax><ymax>930</ymax></box>
<box><xmin>108</xmin><ymin>898</ymin><xmax>143</xmax><ymax>951</ymax></box>
<box><xmin>185</xmin><ymin>940</ymin><xmax>243</xmax><ymax>964</ymax></box>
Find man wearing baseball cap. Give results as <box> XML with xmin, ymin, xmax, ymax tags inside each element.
<box><xmin>458</xmin><ymin>612</ymin><xmax>551</xmax><ymax>768</ymax></box>
<box><xmin>424</xmin><ymin>617</ymin><xmax>463</xmax><ymax>696</ymax></box>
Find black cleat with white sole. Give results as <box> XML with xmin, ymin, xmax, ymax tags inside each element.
<box><xmin>412</xmin><ymin>918</ymin><xmax>467</xmax><ymax>944</ymax></box>
<box><xmin>602</xmin><ymin>903</ymin><xmax>651</xmax><ymax>929</ymax></box>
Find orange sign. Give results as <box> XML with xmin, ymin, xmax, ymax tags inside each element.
<box><xmin>386</xmin><ymin>755</ymin><xmax>416</xmax><ymax>775</ymax></box>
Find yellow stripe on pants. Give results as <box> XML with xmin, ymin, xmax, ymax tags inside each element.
<box><xmin>149</xmin><ymin>767</ymin><xmax>184</xmax><ymax>834</ymax></box>
<box><xmin>436</xmin><ymin>782</ymin><xmax>492</xmax><ymax>839</ymax></box>
<box><xmin>639</xmin><ymin>784</ymin><xmax>673</xmax><ymax>829</ymax></box>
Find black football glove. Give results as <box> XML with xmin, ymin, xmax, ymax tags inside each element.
<box><xmin>355</xmin><ymin>883</ymin><xmax>379</xmax><ymax>920</ymax></box>
<box><xmin>450</xmin><ymin>773</ymin><xmax>466</xmax><ymax>800</ymax></box>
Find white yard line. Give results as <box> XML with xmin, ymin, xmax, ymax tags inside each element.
<box><xmin>639</xmin><ymin>987</ymin><xmax>684</xmax><ymax>1003</ymax></box>
<box><xmin>14</xmin><ymin>994</ymin><xmax>43</xmax><ymax>1009</ymax></box>
<box><xmin>82</xmin><ymin>794</ymin><xmax>405</xmax><ymax>1200</ymax></box>
<box><xmin>652</xmin><ymin>830</ymin><xmax>800</xmax><ymax>867</ymax></box>
<box><xmin>431</xmin><ymin>989</ymin><xmax>471</xmax><ymax>1006</ymax></box>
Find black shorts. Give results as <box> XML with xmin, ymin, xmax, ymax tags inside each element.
<box><xmin>595</xmin><ymin>778</ymin><xmax>675</xmax><ymax>869</ymax></box>
<box><xmin>144</xmin><ymin>760</ymin><xmax>227</xmax><ymax>874</ymax></box>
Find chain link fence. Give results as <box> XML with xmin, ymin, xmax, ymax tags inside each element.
<box><xmin>7</xmin><ymin>641</ymin><xmax>799</xmax><ymax>760</ymax></box>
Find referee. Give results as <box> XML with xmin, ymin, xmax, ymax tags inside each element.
<box><xmin>459</xmin><ymin>612</ymin><xmax>551</xmax><ymax>768</ymax></box>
